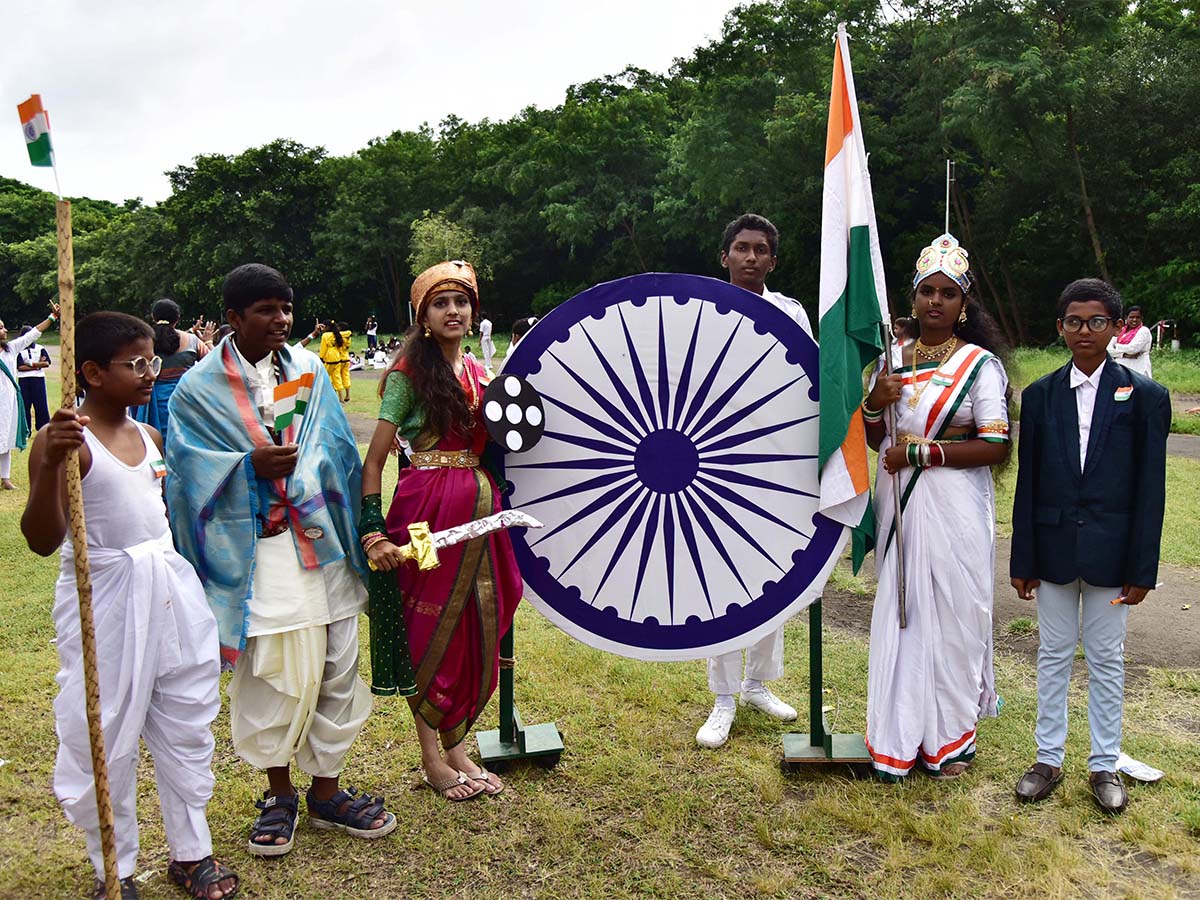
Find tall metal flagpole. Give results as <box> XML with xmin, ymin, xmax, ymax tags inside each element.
<box><xmin>882</xmin><ymin>319</ymin><xmax>906</xmax><ymax>629</ymax></box>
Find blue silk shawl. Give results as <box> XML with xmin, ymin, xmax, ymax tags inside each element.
<box><xmin>165</xmin><ymin>339</ymin><xmax>366</xmax><ymax>666</ymax></box>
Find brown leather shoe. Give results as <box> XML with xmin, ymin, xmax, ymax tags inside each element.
<box><xmin>1088</xmin><ymin>770</ymin><xmax>1128</xmax><ymax>814</ymax></box>
<box><xmin>1015</xmin><ymin>762</ymin><xmax>1063</xmax><ymax>803</ymax></box>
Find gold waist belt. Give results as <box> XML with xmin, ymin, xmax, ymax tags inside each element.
<box><xmin>411</xmin><ymin>450</ymin><xmax>480</xmax><ymax>468</ymax></box>
<box><xmin>897</xmin><ymin>432</ymin><xmax>970</xmax><ymax>445</ymax></box>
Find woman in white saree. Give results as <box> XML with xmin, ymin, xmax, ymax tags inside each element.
<box><xmin>862</xmin><ymin>234</ymin><xmax>1011</xmax><ymax>780</ymax></box>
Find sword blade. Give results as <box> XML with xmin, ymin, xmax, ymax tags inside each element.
<box><xmin>430</xmin><ymin>508</ymin><xmax>543</xmax><ymax>550</ymax></box>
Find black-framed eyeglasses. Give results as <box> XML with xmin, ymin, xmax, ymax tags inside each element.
<box><xmin>1060</xmin><ymin>315</ymin><xmax>1115</xmax><ymax>334</ymax></box>
<box><xmin>112</xmin><ymin>356</ymin><xmax>162</xmax><ymax>377</ymax></box>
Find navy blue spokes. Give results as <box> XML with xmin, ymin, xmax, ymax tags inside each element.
<box><xmin>589</xmin><ymin>489</ymin><xmax>656</xmax><ymax>603</ymax></box>
<box><xmin>670</xmin><ymin>303</ymin><xmax>704</xmax><ymax>430</ymax></box>
<box><xmin>540</xmin><ymin>429</ymin><xmax>635</xmax><ymax>458</ymax></box>
<box><xmin>576</xmin><ymin>325</ymin><xmax>653</xmax><ymax>436</ymax></box>
<box><xmin>680</xmin><ymin>491</ymin><xmax>752</xmax><ymax>599</ymax></box>
<box><xmin>539</xmin><ymin>391</ymin><xmax>638</xmax><ymax>448</ymax></box>
<box><xmin>673</xmin><ymin>493</ymin><xmax>714</xmax><ymax>616</ymax></box>
<box><xmin>628</xmin><ymin>494</ymin><xmax>663</xmax><ymax>620</ymax></box>
<box><xmin>696</xmin><ymin>414</ymin><xmax>819</xmax><ymax>454</ymax></box>
<box><xmin>548</xmin><ymin>346</ymin><xmax>645</xmax><ymax>441</ymax></box>
<box><xmin>690</xmin><ymin>481</ymin><xmax>786</xmax><ymax>571</ymax></box>
<box><xmin>694</xmin><ymin>475</ymin><xmax>810</xmax><ymax>538</ymax></box>
<box><xmin>617</xmin><ymin>306</ymin><xmax>660</xmax><ymax>431</ymax></box>
<box><xmin>529</xmin><ymin>476</ymin><xmax>641</xmax><ymax>548</ymax></box>
<box><xmin>697</xmin><ymin>466</ymin><xmax>818</xmax><ymax>499</ymax></box>
<box><xmin>689</xmin><ymin>374</ymin><xmax>806</xmax><ymax>447</ymax></box>
<box><xmin>656</xmin><ymin>299</ymin><xmax>671</xmax><ymax>426</ymax></box>
<box><xmin>678</xmin><ymin>318</ymin><xmax>742</xmax><ymax>435</ymax></box>
<box><xmin>555</xmin><ymin>484</ymin><xmax>652</xmax><ymax>582</ymax></box>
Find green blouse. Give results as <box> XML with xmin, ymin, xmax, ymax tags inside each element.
<box><xmin>378</xmin><ymin>370</ymin><xmax>431</xmax><ymax>447</ymax></box>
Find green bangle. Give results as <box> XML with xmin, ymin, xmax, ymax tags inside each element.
<box><xmin>47</xmin><ymin>313</ymin><xmax>58</xmax><ymax>323</ymax></box>
<box><xmin>906</xmin><ymin>443</ymin><xmax>919</xmax><ymax>468</ymax></box>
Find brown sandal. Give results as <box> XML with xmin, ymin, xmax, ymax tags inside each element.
<box><xmin>422</xmin><ymin>770</ymin><xmax>485</xmax><ymax>801</ymax></box>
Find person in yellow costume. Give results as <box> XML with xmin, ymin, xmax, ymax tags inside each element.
<box><xmin>319</xmin><ymin>321</ymin><xmax>353</xmax><ymax>403</ymax></box>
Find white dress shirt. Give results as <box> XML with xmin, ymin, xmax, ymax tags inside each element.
<box><xmin>1069</xmin><ymin>359</ymin><xmax>1105</xmax><ymax>468</ymax></box>
<box><xmin>761</xmin><ymin>287</ymin><xmax>813</xmax><ymax>337</ymax></box>
<box><xmin>232</xmin><ymin>339</ymin><xmax>280</xmax><ymax>428</ymax></box>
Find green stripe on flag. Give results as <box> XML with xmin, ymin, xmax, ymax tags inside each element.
<box><xmin>25</xmin><ymin>132</ymin><xmax>52</xmax><ymax>167</ymax></box>
<box><xmin>819</xmin><ymin>224</ymin><xmax>886</xmax><ymax>570</ymax></box>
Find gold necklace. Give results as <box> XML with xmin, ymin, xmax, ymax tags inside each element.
<box><xmin>914</xmin><ymin>335</ymin><xmax>956</xmax><ymax>361</ymax></box>
<box><xmin>907</xmin><ymin>336</ymin><xmax>957</xmax><ymax>409</ymax></box>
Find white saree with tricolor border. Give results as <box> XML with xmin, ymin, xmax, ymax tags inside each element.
<box><xmin>865</xmin><ymin>341</ymin><xmax>1010</xmax><ymax>778</ymax></box>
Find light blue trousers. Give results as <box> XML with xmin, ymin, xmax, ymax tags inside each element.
<box><xmin>1035</xmin><ymin>579</ymin><xmax>1129</xmax><ymax>772</ymax></box>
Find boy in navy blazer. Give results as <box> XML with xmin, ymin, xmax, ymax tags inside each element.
<box><xmin>1010</xmin><ymin>279</ymin><xmax>1170</xmax><ymax>814</ymax></box>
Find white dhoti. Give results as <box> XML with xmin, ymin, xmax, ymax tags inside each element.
<box><xmin>227</xmin><ymin>531</ymin><xmax>370</xmax><ymax>775</ymax></box>
<box><xmin>53</xmin><ymin>536</ymin><xmax>220</xmax><ymax>879</ymax></box>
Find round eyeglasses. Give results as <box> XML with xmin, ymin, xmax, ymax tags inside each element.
<box><xmin>1059</xmin><ymin>315</ymin><xmax>1115</xmax><ymax>334</ymax></box>
<box><xmin>112</xmin><ymin>355</ymin><xmax>163</xmax><ymax>377</ymax></box>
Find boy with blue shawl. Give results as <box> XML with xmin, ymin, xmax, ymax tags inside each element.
<box><xmin>167</xmin><ymin>264</ymin><xmax>396</xmax><ymax>856</ymax></box>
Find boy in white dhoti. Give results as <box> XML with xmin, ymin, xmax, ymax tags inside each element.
<box><xmin>22</xmin><ymin>312</ymin><xmax>237</xmax><ymax>900</ymax></box>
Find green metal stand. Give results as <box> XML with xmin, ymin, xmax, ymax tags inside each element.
<box><xmin>476</xmin><ymin>625</ymin><xmax>564</xmax><ymax>769</ymax></box>
<box><xmin>781</xmin><ymin>599</ymin><xmax>871</xmax><ymax>765</ymax></box>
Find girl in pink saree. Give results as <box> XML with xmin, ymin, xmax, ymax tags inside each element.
<box><xmin>360</xmin><ymin>261</ymin><xmax>521</xmax><ymax>801</ymax></box>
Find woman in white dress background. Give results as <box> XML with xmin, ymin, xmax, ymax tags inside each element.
<box><xmin>1107</xmin><ymin>305</ymin><xmax>1153</xmax><ymax>378</ymax></box>
<box><xmin>0</xmin><ymin>303</ymin><xmax>59</xmax><ymax>489</ymax></box>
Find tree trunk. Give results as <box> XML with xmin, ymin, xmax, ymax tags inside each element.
<box><xmin>622</xmin><ymin>219</ymin><xmax>649</xmax><ymax>272</ymax></box>
<box><xmin>1065</xmin><ymin>104</ymin><xmax>1111</xmax><ymax>283</ymax></box>
<box><xmin>998</xmin><ymin>261</ymin><xmax>1030</xmax><ymax>347</ymax></box>
<box><xmin>950</xmin><ymin>183</ymin><xmax>1020</xmax><ymax>346</ymax></box>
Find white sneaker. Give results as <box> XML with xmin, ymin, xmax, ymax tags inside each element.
<box><xmin>695</xmin><ymin>704</ymin><xmax>736</xmax><ymax>748</ymax></box>
<box><xmin>740</xmin><ymin>686</ymin><xmax>797</xmax><ymax>721</ymax></box>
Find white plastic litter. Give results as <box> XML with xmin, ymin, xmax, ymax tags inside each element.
<box><xmin>1117</xmin><ymin>752</ymin><xmax>1164</xmax><ymax>783</ymax></box>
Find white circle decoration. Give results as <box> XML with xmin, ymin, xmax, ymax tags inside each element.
<box><xmin>485</xmin><ymin>400</ymin><xmax>503</xmax><ymax>422</ymax></box>
<box><xmin>506</xmin><ymin>403</ymin><xmax>523</xmax><ymax>425</ymax></box>
<box><xmin>506</xmin><ymin>431</ymin><xmax>524</xmax><ymax>452</ymax></box>
<box><xmin>525</xmin><ymin>406</ymin><xmax>543</xmax><ymax>427</ymax></box>
<box><xmin>504</xmin><ymin>376</ymin><xmax>521</xmax><ymax>397</ymax></box>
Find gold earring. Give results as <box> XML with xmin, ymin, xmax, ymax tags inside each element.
<box><xmin>468</xmin><ymin>324</ymin><xmax>474</xmax><ymax>335</ymax></box>
<box><xmin>958</xmin><ymin>306</ymin><xmax>968</xmax><ymax>324</ymax></box>
<box><xmin>423</xmin><ymin>325</ymin><xmax>432</xmax><ymax>338</ymax></box>
<box><xmin>910</xmin><ymin>306</ymin><xmax>917</xmax><ymax>318</ymax></box>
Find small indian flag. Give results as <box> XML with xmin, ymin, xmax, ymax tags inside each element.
<box><xmin>150</xmin><ymin>459</ymin><xmax>167</xmax><ymax>479</ymax></box>
<box><xmin>17</xmin><ymin>95</ymin><xmax>54</xmax><ymax>168</ymax></box>
<box><xmin>274</xmin><ymin>372</ymin><xmax>315</xmax><ymax>430</ymax></box>
<box><xmin>1114</xmin><ymin>385</ymin><xmax>1133</xmax><ymax>402</ymax></box>
<box><xmin>817</xmin><ymin>24</ymin><xmax>890</xmax><ymax>570</ymax></box>
<box><xmin>931</xmin><ymin>372</ymin><xmax>953</xmax><ymax>388</ymax></box>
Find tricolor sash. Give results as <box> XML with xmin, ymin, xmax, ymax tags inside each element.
<box><xmin>875</xmin><ymin>342</ymin><xmax>995</xmax><ymax>557</ymax></box>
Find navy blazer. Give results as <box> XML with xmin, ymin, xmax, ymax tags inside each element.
<box><xmin>1010</xmin><ymin>359</ymin><xmax>1171</xmax><ymax>588</ymax></box>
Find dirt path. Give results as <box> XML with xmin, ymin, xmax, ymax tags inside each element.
<box><xmin>823</xmin><ymin>536</ymin><xmax>1199</xmax><ymax>670</ymax></box>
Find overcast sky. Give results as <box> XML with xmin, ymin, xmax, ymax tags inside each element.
<box><xmin>1</xmin><ymin>0</ymin><xmax>743</xmax><ymax>204</ymax></box>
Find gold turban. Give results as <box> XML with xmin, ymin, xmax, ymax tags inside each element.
<box><xmin>410</xmin><ymin>260</ymin><xmax>479</xmax><ymax>322</ymax></box>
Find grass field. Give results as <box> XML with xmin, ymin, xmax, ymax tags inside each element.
<box><xmin>1</xmin><ymin>439</ymin><xmax>1198</xmax><ymax>899</ymax></box>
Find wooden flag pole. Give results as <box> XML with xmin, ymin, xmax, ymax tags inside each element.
<box><xmin>56</xmin><ymin>199</ymin><xmax>121</xmax><ymax>898</ymax></box>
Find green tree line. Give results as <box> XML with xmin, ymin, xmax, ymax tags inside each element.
<box><xmin>2</xmin><ymin>0</ymin><xmax>1198</xmax><ymax>345</ymax></box>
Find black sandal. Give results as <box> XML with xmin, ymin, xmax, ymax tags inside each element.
<box><xmin>168</xmin><ymin>857</ymin><xmax>239</xmax><ymax>899</ymax></box>
<box><xmin>247</xmin><ymin>790</ymin><xmax>299</xmax><ymax>857</ymax></box>
<box><xmin>306</xmin><ymin>786</ymin><xmax>398</xmax><ymax>839</ymax></box>
<box><xmin>91</xmin><ymin>876</ymin><xmax>139</xmax><ymax>899</ymax></box>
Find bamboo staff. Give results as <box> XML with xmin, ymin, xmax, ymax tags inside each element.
<box><xmin>56</xmin><ymin>199</ymin><xmax>121</xmax><ymax>899</ymax></box>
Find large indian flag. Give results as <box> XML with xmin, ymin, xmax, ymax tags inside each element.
<box><xmin>17</xmin><ymin>94</ymin><xmax>54</xmax><ymax>168</ymax></box>
<box><xmin>817</xmin><ymin>25</ymin><xmax>889</xmax><ymax>570</ymax></box>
